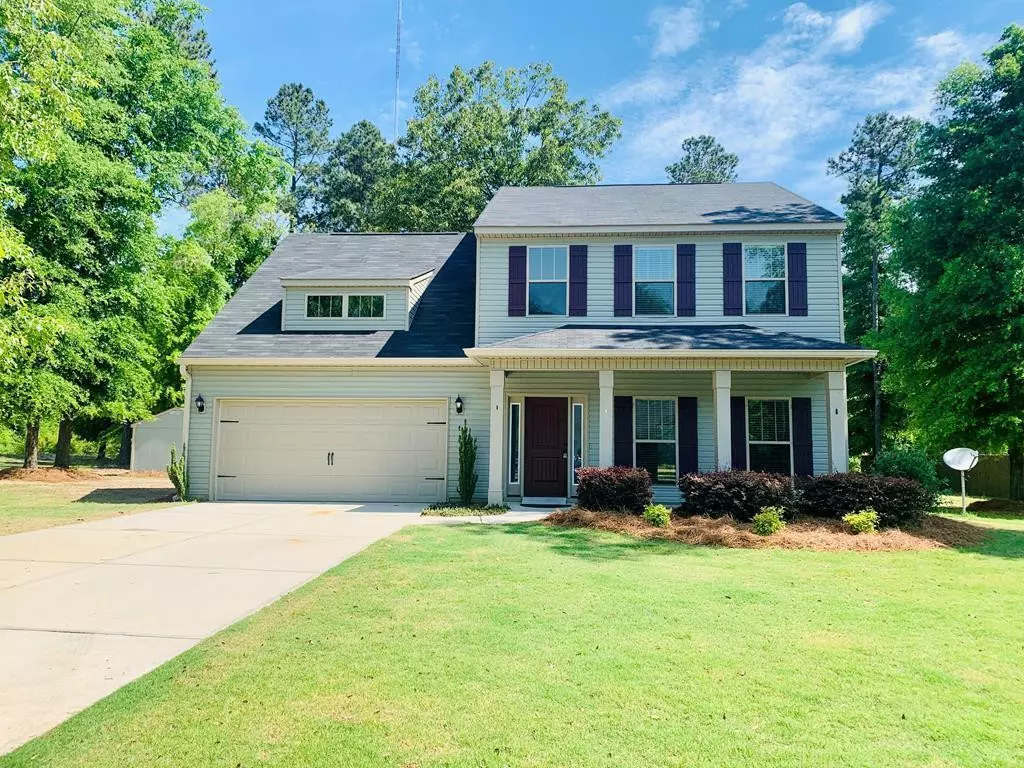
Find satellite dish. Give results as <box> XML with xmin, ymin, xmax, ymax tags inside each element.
<box><xmin>943</xmin><ymin>448</ymin><xmax>979</xmax><ymax>472</ymax></box>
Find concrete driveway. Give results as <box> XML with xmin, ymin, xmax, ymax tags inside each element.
<box><xmin>0</xmin><ymin>501</ymin><xmax>542</xmax><ymax>754</ymax></box>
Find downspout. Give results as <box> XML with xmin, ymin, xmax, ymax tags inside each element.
<box><xmin>180</xmin><ymin>363</ymin><xmax>191</xmax><ymax>465</ymax></box>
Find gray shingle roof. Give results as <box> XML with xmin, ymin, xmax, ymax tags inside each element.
<box><xmin>182</xmin><ymin>233</ymin><xmax>476</xmax><ymax>360</ymax></box>
<box><xmin>474</xmin><ymin>183</ymin><xmax>843</xmax><ymax>228</ymax></box>
<box><xmin>479</xmin><ymin>325</ymin><xmax>865</xmax><ymax>352</ymax></box>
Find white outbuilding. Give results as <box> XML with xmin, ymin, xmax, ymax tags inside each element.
<box><xmin>130</xmin><ymin>407</ymin><xmax>183</xmax><ymax>471</ymax></box>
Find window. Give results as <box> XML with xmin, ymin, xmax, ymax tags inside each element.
<box><xmin>508</xmin><ymin>402</ymin><xmax>521</xmax><ymax>484</ymax></box>
<box><xmin>634</xmin><ymin>398</ymin><xmax>676</xmax><ymax>485</ymax></box>
<box><xmin>306</xmin><ymin>295</ymin><xmax>344</xmax><ymax>318</ymax></box>
<box><xmin>744</xmin><ymin>245</ymin><xmax>786</xmax><ymax>314</ymax></box>
<box><xmin>347</xmin><ymin>295</ymin><xmax>384</xmax><ymax>318</ymax></box>
<box><xmin>571</xmin><ymin>402</ymin><xmax>584</xmax><ymax>489</ymax></box>
<box><xmin>747</xmin><ymin>399</ymin><xmax>792</xmax><ymax>474</ymax></box>
<box><xmin>305</xmin><ymin>294</ymin><xmax>384</xmax><ymax>319</ymax></box>
<box><xmin>634</xmin><ymin>246</ymin><xmax>674</xmax><ymax>315</ymax></box>
<box><xmin>527</xmin><ymin>246</ymin><xmax>568</xmax><ymax>315</ymax></box>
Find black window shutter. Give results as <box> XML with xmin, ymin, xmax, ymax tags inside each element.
<box><xmin>676</xmin><ymin>244</ymin><xmax>696</xmax><ymax>317</ymax></box>
<box><xmin>613</xmin><ymin>245</ymin><xmax>632</xmax><ymax>316</ymax></box>
<box><xmin>569</xmin><ymin>244</ymin><xmax>588</xmax><ymax>316</ymax></box>
<box><xmin>723</xmin><ymin>242</ymin><xmax>742</xmax><ymax>316</ymax></box>
<box><xmin>787</xmin><ymin>243</ymin><xmax>808</xmax><ymax>316</ymax></box>
<box><xmin>508</xmin><ymin>246</ymin><xmax>526</xmax><ymax>316</ymax></box>
<box><xmin>730</xmin><ymin>396</ymin><xmax>747</xmax><ymax>470</ymax></box>
<box><xmin>677</xmin><ymin>397</ymin><xmax>698</xmax><ymax>475</ymax></box>
<box><xmin>792</xmin><ymin>397</ymin><xmax>814</xmax><ymax>476</ymax></box>
<box><xmin>614</xmin><ymin>396</ymin><xmax>633</xmax><ymax>466</ymax></box>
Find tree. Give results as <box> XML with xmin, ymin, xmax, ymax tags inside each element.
<box><xmin>312</xmin><ymin>120</ymin><xmax>396</xmax><ymax>232</ymax></box>
<box><xmin>827</xmin><ymin>113</ymin><xmax>921</xmax><ymax>460</ymax></box>
<box><xmin>665</xmin><ymin>135</ymin><xmax>739</xmax><ymax>184</ymax></box>
<box><xmin>254</xmin><ymin>83</ymin><xmax>332</xmax><ymax>230</ymax></box>
<box><xmin>880</xmin><ymin>25</ymin><xmax>1024</xmax><ymax>499</ymax></box>
<box><xmin>371</xmin><ymin>62</ymin><xmax>621</xmax><ymax>232</ymax></box>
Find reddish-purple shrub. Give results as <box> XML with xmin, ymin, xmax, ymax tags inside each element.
<box><xmin>576</xmin><ymin>466</ymin><xmax>652</xmax><ymax>513</ymax></box>
<box><xmin>678</xmin><ymin>471</ymin><xmax>793</xmax><ymax>522</ymax></box>
<box><xmin>794</xmin><ymin>473</ymin><xmax>934</xmax><ymax>528</ymax></box>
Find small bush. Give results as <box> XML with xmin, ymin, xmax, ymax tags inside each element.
<box><xmin>576</xmin><ymin>466</ymin><xmax>652</xmax><ymax>513</ymax></box>
<box><xmin>752</xmin><ymin>506</ymin><xmax>786</xmax><ymax>536</ymax></box>
<box><xmin>167</xmin><ymin>445</ymin><xmax>189</xmax><ymax>500</ymax></box>
<box><xmin>456</xmin><ymin>421</ymin><xmax>478</xmax><ymax>506</ymax></box>
<box><xmin>843</xmin><ymin>508</ymin><xmax>879</xmax><ymax>534</ymax></box>
<box><xmin>872</xmin><ymin>448</ymin><xmax>941</xmax><ymax>493</ymax></box>
<box><xmin>678</xmin><ymin>471</ymin><xmax>793</xmax><ymax>522</ymax></box>
<box><xmin>795</xmin><ymin>473</ymin><xmax>934</xmax><ymax>528</ymax></box>
<box><xmin>643</xmin><ymin>503</ymin><xmax>672</xmax><ymax>528</ymax></box>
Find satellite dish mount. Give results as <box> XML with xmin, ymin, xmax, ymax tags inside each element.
<box><xmin>942</xmin><ymin>448</ymin><xmax>979</xmax><ymax>514</ymax></box>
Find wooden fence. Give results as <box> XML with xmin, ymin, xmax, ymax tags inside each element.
<box><xmin>938</xmin><ymin>454</ymin><xmax>1010</xmax><ymax>498</ymax></box>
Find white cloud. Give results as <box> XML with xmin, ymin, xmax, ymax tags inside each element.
<box><xmin>914</xmin><ymin>30</ymin><xmax>988</xmax><ymax>65</ymax></box>
<box><xmin>826</xmin><ymin>2</ymin><xmax>890</xmax><ymax>52</ymax></box>
<box><xmin>648</xmin><ymin>3</ymin><xmax>704</xmax><ymax>57</ymax></box>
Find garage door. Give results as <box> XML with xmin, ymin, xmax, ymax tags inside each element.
<box><xmin>214</xmin><ymin>399</ymin><xmax>448</xmax><ymax>502</ymax></box>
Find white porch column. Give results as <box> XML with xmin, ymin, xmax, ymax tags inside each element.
<box><xmin>598</xmin><ymin>370</ymin><xmax>614</xmax><ymax>467</ymax></box>
<box><xmin>487</xmin><ymin>370</ymin><xmax>506</xmax><ymax>505</ymax></box>
<box><xmin>827</xmin><ymin>371</ymin><xmax>849</xmax><ymax>473</ymax></box>
<box><xmin>713</xmin><ymin>370</ymin><xmax>732</xmax><ymax>470</ymax></box>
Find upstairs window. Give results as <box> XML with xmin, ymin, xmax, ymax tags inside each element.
<box><xmin>747</xmin><ymin>399</ymin><xmax>792</xmax><ymax>474</ymax></box>
<box><xmin>634</xmin><ymin>246</ymin><xmax>674</xmax><ymax>315</ymax></box>
<box><xmin>527</xmin><ymin>246</ymin><xmax>568</xmax><ymax>315</ymax></box>
<box><xmin>744</xmin><ymin>245</ymin><xmax>786</xmax><ymax>314</ymax></box>
<box><xmin>305</xmin><ymin>294</ymin><xmax>384</xmax><ymax>319</ymax></box>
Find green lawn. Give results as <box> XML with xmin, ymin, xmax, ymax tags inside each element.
<box><xmin>4</xmin><ymin>519</ymin><xmax>1024</xmax><ymax>767</ymax></box>
<box><xmin>0</xmin><ymin>477</ymin><xmax>179</xmax><ymax>536</ymax></box>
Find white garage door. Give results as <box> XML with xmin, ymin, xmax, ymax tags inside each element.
<box><xmin>214</xmin><ymin>399</ymin><xmax>448</xmax><ymax>502</ymax></box>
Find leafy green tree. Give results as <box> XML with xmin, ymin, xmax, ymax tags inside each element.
<box><xmin>665</xmin><ymin>135</ymin><xmax>739</xmax><ymax>184</ymax></box>
<box><xmin>255</xmin><ymin>83</ymin><xmax>332</xmax><ymax>230</ymax></box>
<box><xmin>312</xmin><ymin>120</ymin><xmax>396</xmax><ymax>232</ymax></box>
<box><xmin>827</xmin><ymin>113</ymin><xmax>921</xmax><ymax>460</ymax></box>
<box><xmin>880</xmin><ymin>25</ymin><xmax>1024</xmax><ymax>499</ymax></box>
<box><xmin>371</xmin><ymin>62</ymin><xmax>621</xmax><ymax>232</ymax></box>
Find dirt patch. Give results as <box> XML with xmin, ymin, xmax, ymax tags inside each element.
<box><xmin>0</xmin><ymin>467</ymin><xmax>102</xmax><ymax>482</ymax></box>
<box><xmin>545</xmin><ymin>509</ymin><xmax>991</xmax><ymax>551</ymax></box>
<box><xmin>967</xmin><ymin>498</ymin><xmax>1024</xmax><ymax>515</ymax></box>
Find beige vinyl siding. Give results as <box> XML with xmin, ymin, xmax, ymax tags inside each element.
<box><xmin>408</xmin><ymin>273</ymin><xmax>432</xmax><ymax>325</ymax></box>
<box><xmin>282</xmin><ymin>287</ymin><xmax>408</xmax><ymax>331</ymax></box>
<box><xmin>476</xmin><ymin>235</ymin><xmax>843</xmax><ymax>345</ymax></box>
<box><xmin>185</xmin><ymin>366</ymin><xmax>489</xmax><ymax>501</ymax></box>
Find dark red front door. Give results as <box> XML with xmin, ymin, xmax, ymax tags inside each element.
<box><xmin>524</xmin><ymin>397</ymin><xmax>569</xmax><ymax>497</ymax></box>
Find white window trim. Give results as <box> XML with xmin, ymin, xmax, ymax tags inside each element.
<box><xmin>741</xmin><ymin>243</ymin><xmax>788</xmax><ymax>316</ymax></box>
<box><xmin>745</xmin><ymin>396</ymin><xmax>795</xmax><ymax>476</ymax></box>
<box><xmin>632</xmin><ymin>244</ymin><xmax>676</xmax><ymax>317</ymax></box>
<box><xmin>633</xmin><ymin>397</ymin><xmax>677</xmax><ymax>485</ymax></box>
<box><xmin>525</xmin><ymin>245</ymin><xmax>569</xmax><ymax>318</ymax></box>
<box><xmin>571</xmin><ymin>400</ymin><xmax>586</xmax><ymax>496</ymax></box>
<box><xmin>507</xmin><ymin>401</ymin><xmax>522</xmax><ymax>485</ymax></box>
<box><xmin>303</xmin><ymin>292</ymin><xmax>387</xmax><ymax>320</ymax></box>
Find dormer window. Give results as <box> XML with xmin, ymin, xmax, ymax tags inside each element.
<box><xmin>527</xmin><ymin>246</ymin><xmax>568</xmax><ymax>316</ymax></box>
<box><xmin>347</xmin><ymin>295</ymin><xmax>384</xmax><ymax>318</ymax></box>
<box><xmin>306</xmin><ymin>295</ymin><xmax>345</xmax><ymax>318</ymax></box>
<box><xmin>305</xmin><ymin>294</ymin><xmax>385</xmax><ymax>319</ymax></box>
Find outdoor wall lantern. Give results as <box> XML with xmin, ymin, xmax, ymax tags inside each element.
<box><xmin>454</xmin><ymin>395</ymin><xmax>464</xmax><ymax>415</ymax></box>
<box><xmin>194</xmin><ymin>393</ymin><xmax>206</xmax><ymax>413</ymax></box>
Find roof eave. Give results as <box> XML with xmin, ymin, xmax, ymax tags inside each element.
<box><xmin>474</xmin><ymin>222</ymin><xmax>845</xmax><ymax>237</ymax></box>
<box><xmin>465</xmin><ymin>347</ymin><xmax>876</xmax><ymax>365</ymax></box>
<box><xmin>279</xmin><ymin>272</ymin><xmax>432</xmax><ymax>288</ymax></box>
<box><xmin>179</xmin><ymin>356</ymin><xmax>481</xmax><ymax>367</ymax></box>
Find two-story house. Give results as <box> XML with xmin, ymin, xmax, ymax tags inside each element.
<box><xmin>179</xmin><ymin>183</ymin><xmax>875</xmax><ymax>505</ymax></box>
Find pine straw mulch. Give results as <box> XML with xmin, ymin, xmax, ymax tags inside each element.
<box><xmin>544</xmin><ymin>509</ymin><xmax>991</xmax><ymax>552</ymax></box>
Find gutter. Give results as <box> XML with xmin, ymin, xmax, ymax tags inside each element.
<box><xmin>463</xmin><ymin>347</ymin><xmax>877</xmax><ymax>365</ymax></box>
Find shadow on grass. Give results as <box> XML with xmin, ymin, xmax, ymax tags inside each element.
<box><xmin>74</xmin><ymin>488</ymin><xmax>175</xmax><ymax>504</ymax></box>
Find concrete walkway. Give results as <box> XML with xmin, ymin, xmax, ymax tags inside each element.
<box><xmin>0</xmin><ymin>502</ymin><xmax>544</xmax><ymax>754</ymax></box>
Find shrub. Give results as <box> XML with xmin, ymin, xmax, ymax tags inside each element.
<box><xmin>843</xmin><ymin>508</ymin><xmax>879</xmax><ymax>534</ymax></box>
<box><xmin>576</xmin><ymin>466</ymin><xmax>652</xmax><ymax>513</ymax></box>
<box><xmin>643</xmin><ymin>503</ymin><xmax>672</xmax><ymax>528</ymax></box>
<box><xmin>752</xmin><ymin>506</ymin><xmax>786</xmax><ymax>536</ymax></box>
<box><xmin>678</xmin><ymin>471</ymin><xmax>793</xmax><ymax>522</ymax></box>
<box><xmin>794</xmin><ymin>473</ymin><xmax>934</xmax><ymax>528</ymax></box>
<box><xmin>456</xmin><ymin>421</ymin><xmax>478</xmax><ymax>506</ymax></box>
<box><xmin>167</xmin><ymin>445</ymin><xmax>189</xmax><ymax>500</ymax></box>
<box><xmin>872</xmin><ymin>447</ymin><xmax>941</xmax><ymax>493</ymax></box>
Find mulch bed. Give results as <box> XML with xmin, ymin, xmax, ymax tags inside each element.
<box><xmin>967</xmin><ymin>498</ymin><xmax>1024</xmax><ymax>515</ymax></box>
<box><xmin>545</xmin><ymin>509</ymin><xmax>991</xmax><ymax>551</ymax></box>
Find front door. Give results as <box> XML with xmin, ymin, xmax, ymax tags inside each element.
<box><xmin>524</xmin><ymin>397</ymin><xmax>569</xmax><ymax>497</ymax></box>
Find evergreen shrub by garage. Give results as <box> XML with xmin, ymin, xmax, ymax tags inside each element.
<box><xmin>576</xmin><ymin>467</ymin><xmax>652</xmax><ymax>513</ymax></box>
<box><xmin>678</xmin><ymin>471</ymin><xmax>793</xmax><ymax>522</ymax></box>
<box><xmin>794</xmin><ymin>473</ymin><xmax>934</xmax><ymax>528</ymax></box>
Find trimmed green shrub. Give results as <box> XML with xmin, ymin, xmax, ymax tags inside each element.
<box><xmin>678</xmin><ymin>471</ymin><xmax>793</xmax><ymax>522</ymax></box>
<box><xmin>843</xmin><ymin>508</ymin><xmax>879</xmax><ymax>534</ymax></box>
<box><xmin>794</xmin><ymin>474</ymin><xmax>934</xmax><ymax>528</ymax></box>
<box><xmin>167</xmin><ymin>445</ymin><xmax>189</xmax><ymax>500</ymax></box>
<box><xmin>576</xmin><ymin>467</ymin><xmax>652</xmax><ymax>513</ymax></box>
<box><xmin>643</xmin><ymin>503</ymin><xmax>672</xmax><ymax>528</ymax></box>
<box><xmin>456</xmin><ymin>421</ymin><xmax>478</xmax><ymax>506</ymax></box>
<box><xmin>752</xmin><ymin>506</ymin><xmax>786</xmax><ymax>536</ymax></box>
<box><xmin>872</xmin><ymin>448</ymin><xmax>941</xmax><ymax>493</ymax></box>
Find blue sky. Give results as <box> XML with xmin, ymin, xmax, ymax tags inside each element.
<box><xmin>200</xmin><ymin>0</ymin><xmax>1016</xmax><ymax>212</ymax></box>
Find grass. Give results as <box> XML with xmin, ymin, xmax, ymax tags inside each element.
<box><xmin>421</xmin><ymin>501</ymin><xmax>510</xmax><ymax>516</ymax></box>
<box><xmin>0</xmin><ymin>476</ymin><xmax>179</xmax><ymax>536</ymax></box>
<box><xmin>5</xmin><ymin>517</ymin><xmax>1024</xmax><ymax>767</ymax></box>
